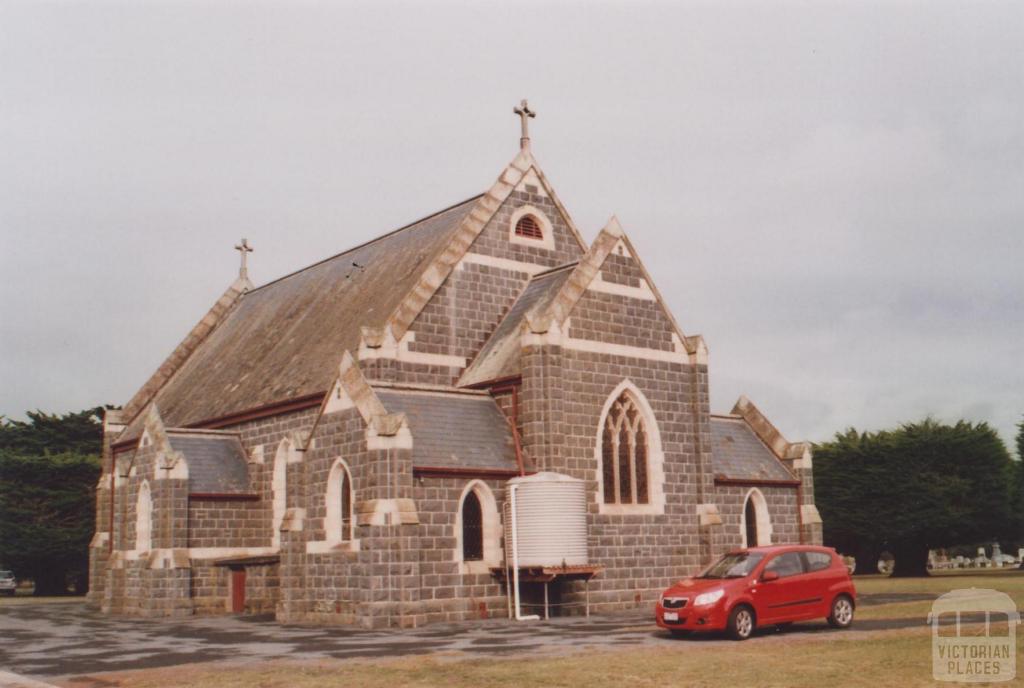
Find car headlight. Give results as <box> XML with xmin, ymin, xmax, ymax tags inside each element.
<box><xmin>693</xmin><ymin>589</ymin><xmax>724</xmax><ymax>606</ymax></box>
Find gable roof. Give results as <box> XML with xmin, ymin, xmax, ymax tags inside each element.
<box><xmin>458</xmin><ymin>264</ymin><xmax>576</xmax><ymax>387</ymax></box>
<box><xmin>375</xmin><ymin>388</ymin><xmax>520</xmax><ymax>472</ymax></box>
<box><xmin>166</xmin><ymin>430</ymin><xmax>251</xmax><ymax>494</ymax></box>
<box><xmin>118</xmin><ymin>197</ymin><xmax>480</xmax><ymax>441</ymax></box>
<box><xmin>709</xmin><ymin>416</ymin><xmax>796</xmax><ymax>482</ymax></box>
<box><xmin>522</xmin><ymin>216</ymin><xmax>706</xmax><ymax>362</ymax></box>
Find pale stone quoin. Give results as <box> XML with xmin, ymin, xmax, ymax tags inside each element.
<box><xmin>88</xmin><ymin>108</ymin><xmax>821</xmax><ymax>627</ymax></box>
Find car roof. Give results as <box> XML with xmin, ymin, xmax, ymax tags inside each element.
<box><xmin>732</xmin><ymin>545</ymin><xmax>835</xmax><ymax>555</ymax></box>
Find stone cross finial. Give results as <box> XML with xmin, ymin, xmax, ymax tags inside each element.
<box><xmin>514</xmin><ymin>99</ymin><xmax>536</xmax><ymax>150</ymax></box>
<box><xmin>234</xmin><ymin>238</ymin><xmax>253</xmax><ymax>280</ymax></box>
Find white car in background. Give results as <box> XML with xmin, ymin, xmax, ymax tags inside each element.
<box><xmin>0</xmin><ymin>570</ymin><xmax>16</xmax><ymax>596</ymax></box>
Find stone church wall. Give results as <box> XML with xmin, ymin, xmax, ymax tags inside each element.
<box><xmin>411</xmin><ymin>476</ymin><xmax>509</xmax><ymax>625</ymax></box>
<box><xmin>517</xmin><ymin>241</ymin><xmax>719</xmax><ymax>615</ymax></box>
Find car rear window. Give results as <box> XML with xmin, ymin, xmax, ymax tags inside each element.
<box><xmin>0</xmin><ymin>571</ymin><xmax>13</xmax><ymax>578</ymax></box>
<box><xmin>804</xmin><ymin>551</ymin><xmax>833</xmax><ymax>572</ymax></box>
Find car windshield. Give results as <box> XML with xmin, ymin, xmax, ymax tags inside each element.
<box><xmin>697</xmin><ymin>552</ymin><xmax>764</xmax><ymax>579</ymax></box>
<box><xmin>0</xmin><ymin>571</ymin><xmax>13</xmax><ymax>579</ymax></box>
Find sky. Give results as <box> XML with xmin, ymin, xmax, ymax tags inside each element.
<box><xmin>1</xmin><ymin>1</ymin><xmax>1021</xmax><ymax>449</ymax></box>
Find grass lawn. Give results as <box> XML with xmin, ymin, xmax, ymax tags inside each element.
<box><xmin>82</xmin><ymin>626</ymin><xmax>1022</xmax><ymax>688</ymax></box>
<box><xmin>854</xmin><ymin>569</ymin><xmax>1024</xmax><ymax>620</ymax></box>
<box><xmin>63</xmin><ymin>570</ymin><xmax>1024</xmax><ymax>688</ymax></box>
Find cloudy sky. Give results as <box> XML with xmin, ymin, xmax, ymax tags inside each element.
<box><xmin>1</xmin><ymin>1</ymin><xmax>1021</xmax><ymax>449</ymax></box>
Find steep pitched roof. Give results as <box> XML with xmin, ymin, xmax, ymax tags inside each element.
<box><xmin>375</xmin><ymin>388</ymin><xmax>519</xmax><ymax>472</ymax></box>
<box><xmin>458</xmin><ymin>264</ymin><xmax>576</xmax><ymax>387</ymax></box>
<box><xmin>118</xmin><ymin>197</ymin><xmax>480</xmax><ymax>440</ymax></box>
<box><xmin>709</xmin><ymin>416</ymin><xmax>796</xmax><ymax>482</ymax></box>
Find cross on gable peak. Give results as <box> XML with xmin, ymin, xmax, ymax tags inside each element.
<box><xmin>513</xmin><ymin>99</ymin><xmax>536</xmax><ymax>150</ymax></box>
<box><xmin>234</xmin><ymin>238</ymin><xmax>253</xmax><ymax>280</ymax></box>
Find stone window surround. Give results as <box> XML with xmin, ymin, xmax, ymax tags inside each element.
<box><xmin>135</xmin><ymin>480</ymin><xmax>152</xmax><ymax>553</ymax></box>
<box><xmin>741</xmin><ymin>487</ymin><xmax>773</xmax><ymax>547</ymax></box>
<box><xmin>508</xmin><ymin>205</ymin><xmax>555</xmax><ymax>251</ymax></box>
<box><xmin>594</xmin><ymin>380</ymin><xmax>665</xmax><ymax>516</ymax></box>
<box><xmin>454</xmin><ymin>480</ymin><xmax>502</xmax><ymax>575</ymax></box>
<box><xmin>271</xmin><ymin>438</ymin><xmax>291</xmax><ymax>549</ymax></box>
<box><xmin>324</xmin><ymin>458</ymin><xmax>357</xmax><ymax>547</ymax></box>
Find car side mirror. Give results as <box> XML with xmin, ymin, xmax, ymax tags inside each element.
<box><xmin>761</xmin><ymin>570</ymin><xmax>779</xmax><ymax>583</ymax></box>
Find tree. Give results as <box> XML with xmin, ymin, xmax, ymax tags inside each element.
<box><xmin>815</xmin><ymin>419</ymin><xmax>1015</xmax><ymax>577</ymax></box>
<box><xmin>0</xmin><ymin>408</ymin><xmax>103</xmax><ymax>595</ymax></box>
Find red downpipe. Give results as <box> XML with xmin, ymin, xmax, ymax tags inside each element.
<box><xmin>796</xmin><ymin>482</ymin><xmax>805</xmax><ymax>545</ymax></box>
<box><xmin>491</xmin><ymin>383</ymin><xmax>525</xmax><ymax>476</ymax></box>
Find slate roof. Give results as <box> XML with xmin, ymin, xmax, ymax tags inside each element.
<box><xmin>166</xmin><ymin>431</ymin><xmax>251</xmax><ymax>494</ymax></box>
<box><xmin>458</xmin><ymin>264</ymin><xmax>575</xmax><ymax>387</ymax></box>
<box><xmin>119</xmin><ymin>197</ymin><xmax>481</xmax><ymax>441</ymax></box>
<box><xmin>375</xmin><ymin>388</ymin><xmax>520</xmax><ymax>472</ymax></box>
<box><xmin>710</xmin><ymin>416</ymin><xmax>795</xmax><ymax>482</ymax></box>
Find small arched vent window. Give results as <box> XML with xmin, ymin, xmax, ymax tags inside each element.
<box><xmin>461</xmin><ymin>491</ymin><xmax>483</xmax><ymax>561</ymax></box>
<box><xmin>514</xmin><ymin>214</ymin><xmax>544</xmax><ymax>240</ymax></box>
<box><xmin>601</xmin><ymin>392</ymin><xmax>649</xmax><ymax>505</ymax></box>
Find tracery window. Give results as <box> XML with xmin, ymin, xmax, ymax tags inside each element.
<box><xmin>601</xmin><ymin>392</ymin><xmax>649</xmax><ymax>505</ymax></box>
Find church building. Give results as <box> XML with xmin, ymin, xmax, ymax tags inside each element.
<box><xmin>88</xmin><ymin>104</ymin><xmax>822</xmax><ymax>627</ymax></box>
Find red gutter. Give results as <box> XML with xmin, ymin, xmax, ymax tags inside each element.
<box><xmin>413</xmin><ymin>466</ymin><xmax>528</xmax><ymax>480</ymax></box>
<box><xmin>111</xmin><ymin>392</ymin><xmax>326</xmax><ymax>451</ymax></box>
<box><xmin>713</xmin><ymin>476</ymin><xmax>801</xmax><ymax>488</ymax></box>
<box><xmin>796</xmin><ymin>482</ymin><xmax>805</xmax><ymax>545</ymax></box>
<box><xmin>188</xmin><ymin>493</ymin><xmax>260</xmax><ymax>502</ymax></box>
<box><xmin>189</xmin><ymin>392</ymin><xmax>325</xmax><ymax>429</ymax></box>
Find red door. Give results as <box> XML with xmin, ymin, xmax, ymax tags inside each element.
<box><xmin>231</xmin><ymin>568</ymin><xmax>246</xmax><ymax>613</ymax></box>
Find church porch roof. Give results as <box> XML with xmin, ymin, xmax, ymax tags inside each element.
<box><xmin>165</xmin><ymin>430</ymin><xmax>251</xmax><ymax>494</ymax></box>
<box><xmin>709</xmin><ymin>415</ymin><xmax>797</xmax><ymax>483</ymax></box>
<box><xmin>374</xmin><ymin>387</ymin><xmax>521</xmax><ymax>473</ymax></box>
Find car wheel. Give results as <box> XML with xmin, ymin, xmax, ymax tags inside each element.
<box><xmin>827</xmin><ymin>595</ymin><xmax>854</xmax><ymax>629</ymax></box>
<box><xmin>727</xmin><ymin>605</ymin><xmax>755</xmax><ymax>641</ymax></box>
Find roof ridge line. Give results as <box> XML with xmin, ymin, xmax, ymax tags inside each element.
<box><xmin>247</xmin><ymin>193</ymin><xmax>485</xmax><ymax>295</ymax></box>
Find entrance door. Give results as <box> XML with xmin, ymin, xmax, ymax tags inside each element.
<box><xmin>744</xmin><ymin>498</ymin><xmax>758</xmax><ymax>547</ymax></box>
<box><xmin>230</xmin><ymin>568</ymin><xmax>246</xmax><ymax>613</ymax></box>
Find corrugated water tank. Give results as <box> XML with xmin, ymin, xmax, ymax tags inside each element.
<box><xmin>504</xmin><ymin>472</ymin><xmax>588</xmax><ymax>567</ymax></box>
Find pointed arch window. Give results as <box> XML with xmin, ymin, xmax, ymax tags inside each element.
<box><xmin>135</xmin><ymin>481</ymin><xmax>152</xmax><ymax>552</ymax></box>
<box><xmin>601</xmin><ymin>392</ymin><xmax>650</xmax><ymax>505</ymax></box>
<box><xmin>461</xmin><ymin>491</ymin><xmax>484</xmax><ymax>561</ymax></box>
<box><xmin>326</xmin><ymin>460</ymin><xmax>355</xmax><ymax>543</ymax></box>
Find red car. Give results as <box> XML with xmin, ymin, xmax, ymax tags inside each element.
<box><xmin>655</xmin><ymin>545</ymin><xmax>856</xmax><ymax>640</ymax></box>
